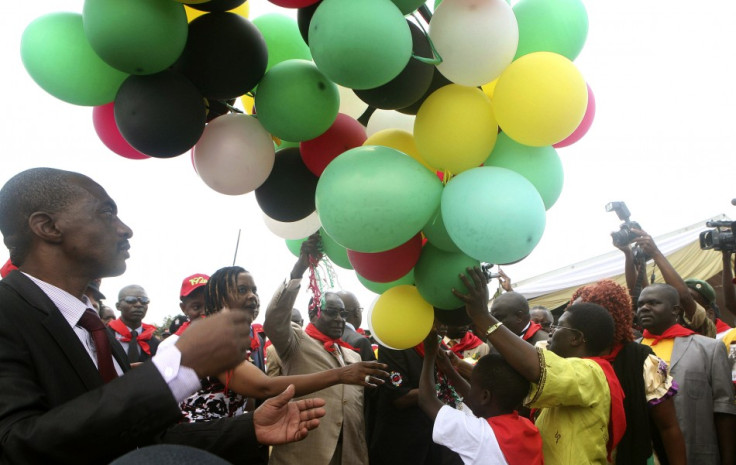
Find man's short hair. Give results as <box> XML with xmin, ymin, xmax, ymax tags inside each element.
<box><xmin>474</xmin><ymin>353</ymin><xmax>529</xmax><ymax>412</ymax></box>
<box><xmin>565</xmin><ymin>303</ymin><xmax>615</xmax><ymax>354</ymax></box>
<box><xmin>646</xmin><ymin>283</ymin><xmax>680</xmax><ymax>307</ymax></box>
<box><xmin>0</xmin><ymin>168</ymin><xmax>85</xmax><ymax>266</ymax></box>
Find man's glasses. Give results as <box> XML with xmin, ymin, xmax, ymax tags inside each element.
<box><xmin>549</xmin><ymin>324</ymin><xmax>586</xmax><ymax>340</ymax></box>
<box><xmin>122</xmin><ymin>296</ymin><xmax>150</xmax><ymax>305</ymax></box>
<box><xmin>321</xmin><ymin>308</ymin><xmax>348</xmax><ymax>319</ymax></box>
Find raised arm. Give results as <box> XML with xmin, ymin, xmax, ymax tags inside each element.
<box><xmin>614</xmin><ymin>241</ymin><xmax>642</xmax><ymax>292</ymax></box>
<box><xmin>418</xmin><ymin>331</ymin><xmax>444</xmax><ymax>420</ymax></box>
<box><xmin>453</xmin><ymin>267</ymin><xmax>541</xmax><ymax>383</ymax></box>
<box><xmin>721</xmin><ymin>251</ymin><xmax>736</xmax><ymax>318</ymax></box>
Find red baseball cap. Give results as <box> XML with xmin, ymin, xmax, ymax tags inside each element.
<box><xmin>180</xmin><ymin>273</ymin><xmax>209</xmax><ymax>298</ymax></box>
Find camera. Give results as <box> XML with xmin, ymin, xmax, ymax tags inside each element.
<box><xmin>606</xmin><ymin>201</ymin><xmax>643</xmax><ymax>247</ymax></box>
<box><xmin>480</xmin><ymin>263</ymin><xmax>500</xmax><ymax>282</ymax></box>
<box><xmin>699</xmin><ymin>220</ymin><xmax>736</xmax><ymax>252</ymax></box>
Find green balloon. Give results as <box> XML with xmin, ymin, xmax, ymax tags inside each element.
<box><xmin>320</xmin><ymin>228</ymin><xmax>353</xmax><ymax>270</ymax></box>
<box><xmin>308</xmin><ymin>0</ymin><xmax>412</xmax><ymax>90</ymax></box>
<box><xmin>423</xmin><ymin>208</ymin><xmax>462</xmax><ymax>253</ymax></box>
<box><xmin>391</xmin><ymin>0</ymin><xmax>426</xmax><ymax>15</ymax></box>
<box><xmin>358</xmin><ymin>269</ymin><xmax>415</xmax><ymax>294</ymax></box>
<box><xmin>442</xmin><ymin>167</ymin><xmax>546</xmax><ymax>265</ymax></box>
<box><xmin>255</xmin><ymin>59</ymin><xmax>339</xmax><ymax>141</ymax></box>
<box><xmin>485</xmin><ymin>132</ymin><xmax>563</xmax><ymax>210</ymax></box>
<box><xmin>414</xmin><ymin>244</ymin><xmax>479</xmax><ymax>310</ymax></box>
<box><xmin>513</xmin><ymin>0</ymin><xmax>588</xmax><ymax>61</ymax></box>
<box><xmin>316</xmin><ymin>145</ymin><xmax>443</xmax><ymax>253</ymax></box>
<box><xmin>21</xmin><ymin>13</ymin><xmax>128</xmax><ymax>106</ymax></box>
<box><xmin>286</xmin><ymin>237</ymin><xmax>307</xmax><ymax>257</ymax></box>
<box><xmin>83</xmin><ymin>0</ymin><xmax>188</xmax><ymax>74</ymax></box>
<box><xmin>253</xmin><ymin>14</ymin><xmax>312</xmax><ymax>73</ymax></box>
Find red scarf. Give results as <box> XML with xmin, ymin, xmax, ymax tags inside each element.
<box><xmin>108</xmin><ymin>319</ymin><xmax>156</xmax><ymax>355</ymax></box>
<box><xmin>585</xmin><ymin>356</ymin><xmax>627</xmax><ymax>462</ymax></box>
<box><xmin>642</xmin><ymin>324</ymin><xmax>695</xmax><ymax>345</ymax></box>
<box><xmin>599</xmin><ymin>343</ymin><xmax>624</xmax><ymax>363</ymax></box>
<box><xmin>356</xmin><ymin>328</ymin><xmax>366</xmax><ymax>336</ymax></box>
<box><xmin>174</xmin><ymin>320</ymin><xmax>190</xmax><ymax>336</ymax></box>
<box><xmin>447</xmin><ymin>332</ymin><xmax>484</xmax><ymax>358</ymax></box>
<box><xmin>251</xmin><ymin>323</ymin><xmax>265</xmax><ymax>351</ymax></box>
<box><xmin>487</xmin><ymin>412</ymin><xmax>543</xmax><ymax>465</ymax></box>
<box><xmin>521</xmin><ymin>322</ymin><xmax>543</xmax><ymax>341</ymax></box>
<box><xmin>305</xmin><ymin>323</ymin><xmax>356</xmax><ymax>353</ymax></box>
<box><xmin>716</xmin><ymin>318</ymin><xmax>732</xmax><ymax>334</ymax></box>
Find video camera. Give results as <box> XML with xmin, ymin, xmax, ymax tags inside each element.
<box><xmin>606</xmin><ymin>201</ymin><xmax>643</xmax><ymax>247</ymax></box>
<box><xmin>699</xmin><ymin>220</ymin><xmax>736</xmax><ymax>252</ymax></box>
<box><xmin>480</xmin><ymin>263</ymin><xmax>501</xmax><ymax>282</ymax></box>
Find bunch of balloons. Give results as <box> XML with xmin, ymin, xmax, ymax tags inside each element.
<box><xmin>21</xmin><ymin>0</ymin><xmax>595</xmax><ymax>349</ymax></box>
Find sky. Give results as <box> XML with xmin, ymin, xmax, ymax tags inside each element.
<box><xmin>1</xmin><ymin>0</ymin><xmax>735</xmax><ymax>328</ymax></box>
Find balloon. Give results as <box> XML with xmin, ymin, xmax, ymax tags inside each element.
<box><xmin>430</xmin><ymin>0</ymin><xmax>518</xmax><ymax>86</ymax></box>
<box><xmin>114</xmin><ymin>71</ymin><xmax>206</xmax><ymax>158</ymax></box>
<box><xmin>320</xmin><ymin>229</ymin><xmax>353</xmax><ymax>269</ymax></box>
<box><xmin>513</xmin><ymin>0</ymin><xmax>588</xmax><ymax>61</ymax></box>
<box><xmin>422</xmin><ymin>208</ymin><xmax>462</xmax><ymax>253</ymax></box>
<box><xmin>308</xmin><ymin>0</ymin><xmax>412</xmax><ymax>89</ymax></box>
<box><xmin>338</xmin><ymin>85</ymin><xmax>369</xmax><ymax>120</ymax></box>
<box><xmin>354</xmin><ymin>21</ymin><xmax>434</xmax><ymax>110</ymax></box>
<box><xmin>188</xmin><ymin>0</ymin><xmax>246</xmax><ymax>12</ymax></box>
<box><xmin>414</xmin><ymin>244</ymin><xmax>479</xmax><ymax>309</ymax></box>
<box><xmin>253</xmin><ymin>14</ymin><xmax>312</xmax><ymax>73</ymax></box>
<box><xmin>21</xmin><ymin>13</ymin><xmax>127</xmax><ymax>106</ymax></box>
<box><xmin>481</xmin><ymin>78</ymin><xmax>498</xmax><ymax>99</ymax></box>
<box><xmin>193</xmin><ymin>114</ymin><xmax>275</xmax><ymax>195</ymax></box>
<box><xmin>365</xmin><ymin>296</ymin><xmax>399</xmax><ymax>349</ymax></box>
<box><xmin>397</xmin><ymin>67</ymin><xmax>452</xmax><ymax>116</ymax></box>
<box><xmin>255</xmin><ymin>60</ymin><xmax>339</xmax><ymax>142</ymax></box>
<box><xmin>363</xmin><ymin>129</ymin><xmax>435</xmax><ymax>173</ymax></box>
<box><xmin>391</xmin><ymin>0</ymin><xmax>426</xmax><ymax>14</ymax></box>
<box><xmin>269</xmin><ymin>0</ymin><xmax>320</xmax><ymax>8</ymax></box>
<box><xmin>300</xmin><ymin>114</ymin><xmax>367</xmax><ymax>176</ymax></box>
<box><xmin>554</xmin><ymin>83</ymin><xmax>596</xmax><ymax>148</ymax></box>
<box><xmin>176</xmin><ymin>13</ymin><xmax>267</xmax><ymax>99</ymax></box>
<box><xmin>83</xmin><ymin>0</ymin><xmax>187</xmax><ymax>75</ymax></box>
<box><xmin>414</xmin><ymin>84</ymin><xmax>497</xmax><ymax>174</ymax></box>
<box><xmin>255</xmin><ymin>147</ymin><xmax>319</xmax><ymax>222</ymax></box>
<box><xmin>369</xmin><ymin>285</ymin><xmax>434</xmax><ymax>349</ymax></box>
<box><xmin>485</xmin><ymin>132</ymin><xmax>563</xmax><ymax>210</ymax></box>
<box><xmin>442</xmin><ymin>167</ymin><xmax>546</xmax><ymax>264</ymax></box>
<box><xmin>296</xmin><ymin>1</ymin><xmax>321</xmax><ymax>44</ymax></box>
<box><xmin>264</xmin><ymin>210</ymin><xmax>321</xmax><ymax>239</ymax></box>
<box><xmin>366</xmin><ymin>110</ymin><xmax>415</xmax><ymax>136</ymax></box>
<box><xmin>185</xmin><ymin>2</ymin><xmax>249</xmax><ymax>22</ymax></box>
<box><xmin>92</xmin><ymin>103</ymin><xmax>149</xmax><ymax>160</ymax></box>
<box><xmin>286</xmin><ymin>237</ymin><xmax>306</xmax><ymax>257</ymax></box>
<box><xmin>358</xmin><ymin>269</ymin><xmax>415</xmax><ymax>294</ymax></box>
<box><xmin>348</xmin><ymin>233</ymin><xmax>422</xmax><ymax>282</ymax></box>
<box><xmin>205</xmin><ymin>98</ymin><xmax>235</xmax><ymax>122</ymax></box>
<box><xmin>493</xmin><ymin>52</ymin><xmax>587</xmax><ymax>147</ymax></box>
<box><xmin>316</xmin><ymin>145</ymin><xmax>443</xmax><ymax>253</ymax></box>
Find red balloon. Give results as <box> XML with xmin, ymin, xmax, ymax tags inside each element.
<box><xmin>92</xmin><ymin>103</ymin><xmax>149</xmax><ymax>160</ymax></box>
<box><xmin>300</xmin><ymin>113</ymin><xmax>367</xmax><ymax>176</ymax></box>
<box><xmin>268</xmin><ymin>0</ymin><xmax>320</xmax><ymax>8</ymax></box>
<box><xmin>347</xmin><ymin>233</ymin><xmax>422</xmax><ymax>283</ymax></box>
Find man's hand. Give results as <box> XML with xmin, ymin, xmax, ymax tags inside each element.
<box><xmin>338</xmin><ymin>361</ymin><xmax>389</xmax><ymax>388</ymax></box>
<box><xmin>452</xmin><ymin>267</ymin><xmax>491</xmax><ymax>322</ymax></box>
<box><xmin>498</xmin><ymin>267</ymin><xmax>512</xmax><ymax>292</ymax></box>
<box><xmin>423</xmin><ymin>329</ymin><xmax>440</xmax><ymax>358</ymax></box>
<box><xmin>254</xmin><ymin>385</ymin><xmax>326</xmax><ymax>445</ymax></box>
<box><xmin>435</xmin><ymin>349</ymin><xmax>455</xmax><ymax>375</ymax></box>
<box><xmin>176</xmin><ymin>311</ymin><xmax>251</xmax><ymax>378</ymax></box>
<box><xmin>291</xmin><ymin>233</ymin><xmax>322</xmax><ymax>280</ymax></box>
<box><xmin>631</xmin><ymin>228</ymin><xmax>662</xmax><ymax>258</ymax></box>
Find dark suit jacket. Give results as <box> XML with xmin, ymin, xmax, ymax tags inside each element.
<box><xmin>342</xmin><ymin>326</ymin><xmax>375</xmax><ymax>362</ymax></box>
<box><xmin>0</xmin><ymin>271</ymin><xmax>264</xmax><ymax>465</ymax></box>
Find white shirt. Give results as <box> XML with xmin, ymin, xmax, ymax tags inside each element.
<box><xmin>433</xmin><ymin>405</ymin><xmax>508</xmax><ymax>465</ymax></box>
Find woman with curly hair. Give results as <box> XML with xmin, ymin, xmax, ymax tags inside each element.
<box><xmin>572</xmin><ymin>280</ymin><xmax>685</xmax><ymax>465</ymax></box>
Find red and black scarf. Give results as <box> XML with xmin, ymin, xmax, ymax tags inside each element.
<box><xmin>447</xmin><ymin>332</ymin><xmax>484</xmax><ymax>358</ymax></box>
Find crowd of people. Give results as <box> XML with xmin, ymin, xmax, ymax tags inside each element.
<box><xmin>0</xmin><ymin>167</ymin><xmax>734</xmax><ymax>464</ymax></box>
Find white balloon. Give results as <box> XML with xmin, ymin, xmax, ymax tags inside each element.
<box><xmin>430</xmin><ymin>0</ymin><xmax>518</xmax><ymax>87</ymax></box>
<box><xmin>193</xmin><ymin>114</ymin><xmax>275</xmax><ymax>196</ymax></box>
<box><xmin>337</xmin><ymin>85</ymin><xmax>369</xmax><ymax>120</ymax></box>
<box><xmin>365</xmin><ymin>295</ymin><xmax>400</xmax><ymax>350</ymax></box>
<box><xmin>366</xmin><ymin>109</ymin><xmax>416</xmax><ymax>136</ymax></box>
<box><xmin>262</xmin><ymin>210</ymin><xmax>321</xmax><ymax>240</ymax></box>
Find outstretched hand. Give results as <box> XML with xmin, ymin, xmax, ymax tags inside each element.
<box><xmin>630</xmin><ymin>228</ymin><xmax>661</xmax><ymax>258</ymax></box>
<box><xmin>254</xmin><ymin>385</ymin><xmax>326</xmax><ymax>445</ymax></box>
<box><xmin>423</xmin><ymin>329</ymin><xmax>440</xmax><ymax>358</ymax></box>
<box><xmin>498</xmin><ymin>267</ymin><xmax>512</xmax><ymax>292</ymax></box>
<box><xmin>291</xmin><ymin>233</ymin><xmax>322</xmax><ymax>280</ymax></box>
<box><xmin>452</xmin><ymin>267</ymin><xmax>490</xmax><ymax>322</ymax></box>
<box><xmin>339</xmin><ymin>361</ymin><xmax>389</xmax><ymax>388</ymax></box>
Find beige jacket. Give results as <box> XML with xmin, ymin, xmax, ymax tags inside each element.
<box><xmin>264</xmin><ymin>279</ymin><xmax>368</xmax><ymax>465</ymax></box>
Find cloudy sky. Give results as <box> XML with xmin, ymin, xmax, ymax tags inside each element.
<box><xmin>1</xmin><ymin>0</ymin><xmax>734</xmax><ymax>326</ymax></box>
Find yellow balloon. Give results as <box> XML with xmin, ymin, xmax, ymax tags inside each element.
<box><xmin>240</xmin><ymin>93</ymin><xmax>255</xmax><ymax>115</ymax></box>
<box><xmin>481</xmin><ymin>78</ymin><xmax>498</xmax><ymax>99</ymax></box>
<box><xmin>414</xmin><ymin>84</ymin><xmax>497</xmax><ymax>174</ymax></box>
<box><xmin>185</xmin><ymin>3</ymin><xmax>249</xmax><ymax>23</ymax></box>
<box><xmin>364</xmin><ymin>129</ymin><xmax>436</xmax><ymax>173</ymax></box>
<box><xmin>493</xmin><ymin>52</ymin><xmax>587</xmax><ymax>147</ymax></box>
<box><xmin>370</xmin><ymin>285</ymin><xmax>434</xmax><ymax>350</ymax></box>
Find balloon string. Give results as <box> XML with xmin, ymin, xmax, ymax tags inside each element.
<box><xmin>307</xmin><ymin>254</ymin><xmax>322</xmax><ymax>318</ymax></box>
<box><xmin>411</xmin><ymin>12</ymin><xmax>443</xmax><ymax>66</ymax></box>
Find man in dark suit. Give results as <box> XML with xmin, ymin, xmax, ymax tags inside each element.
<box><xmin>109</xmin><ymin>284</ymin><xmax>159</xmax><ymax>363</ymax></box>
<box><xmin>338</xmin><ymin>290</ymin><xmax>375</xmax><ymax>361</ymax></box>
<box><xmin>0</xmin><ymin>167</ymin><xmax>326</xmax><ymax>464</ymax></box>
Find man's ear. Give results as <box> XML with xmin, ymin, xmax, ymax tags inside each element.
<box><xmin>569</xmin><ymin>331</ymin><xmax>585</xmax><ymax>348</ymax></box>
<box><xmin>28</xmin><ymin>212</ymin><xmax>62</xmax><ymax>244</ymax></box>
<box><xmin>481</xmin><ymin>388</ymin><xmax>492</xmax><ymax>406</ymax></box>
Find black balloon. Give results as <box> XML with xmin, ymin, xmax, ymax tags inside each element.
<box><xmin>396</xmin><ymin>66</ymin><xmax>452</xmax><ymax>115</ymax></box>
<box><xmin>255</xmin><ymin>148</ymin><xmax>320</xmax><ymax>222</ymax></box>
<box><xmin>205</xmin><ymin>98</ymin><xmax>235</xmax><ymax>122</ymax></box>
<box><xmin>114</xmin><ymin>71</ymin><xmax>206</xmax><ymax>158</ymax></box>
<box><xmin>354</xmin><ymin>20</ymin><xmax>434</xmax><ymax>110</ymax></box>
<box><xmin>297</xmin><ymin>1</ymin><xmax>321</xmax><ymax>45</ymax></box>
<box><xmin>175</xmin><ymin>12</ymin><xmax>267</xmax><ymax>100</ymax></box>
<box><xmin>187</xmin><ymin>0</ymin><xmax>246</xmax><ymax>13</ymax></box>
<box><xmin>433</xmin><ymin>306</ymin><xmax>472</xmax><ymax>327</ymax></box>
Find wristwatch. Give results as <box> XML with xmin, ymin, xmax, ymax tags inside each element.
<box><xmin>485</xmin><ymin>321</ymin><xmax>504</xmax><ymax>338</ymax></box>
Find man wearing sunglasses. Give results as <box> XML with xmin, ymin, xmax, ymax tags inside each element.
<box><xmin>110</xmin><ymin>284</ymin><xmax>159</xmax><ymax>363</ymax></box>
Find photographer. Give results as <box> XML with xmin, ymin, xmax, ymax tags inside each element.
<box><xmin>616</xmin><ymin>228</ymin><xmax>716</xmax><ymax>338</ymax></box>
<box><xmin>722</xmin><ymin>251</ymin><xmax>736</xmax><ymax>321</ymax></box>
